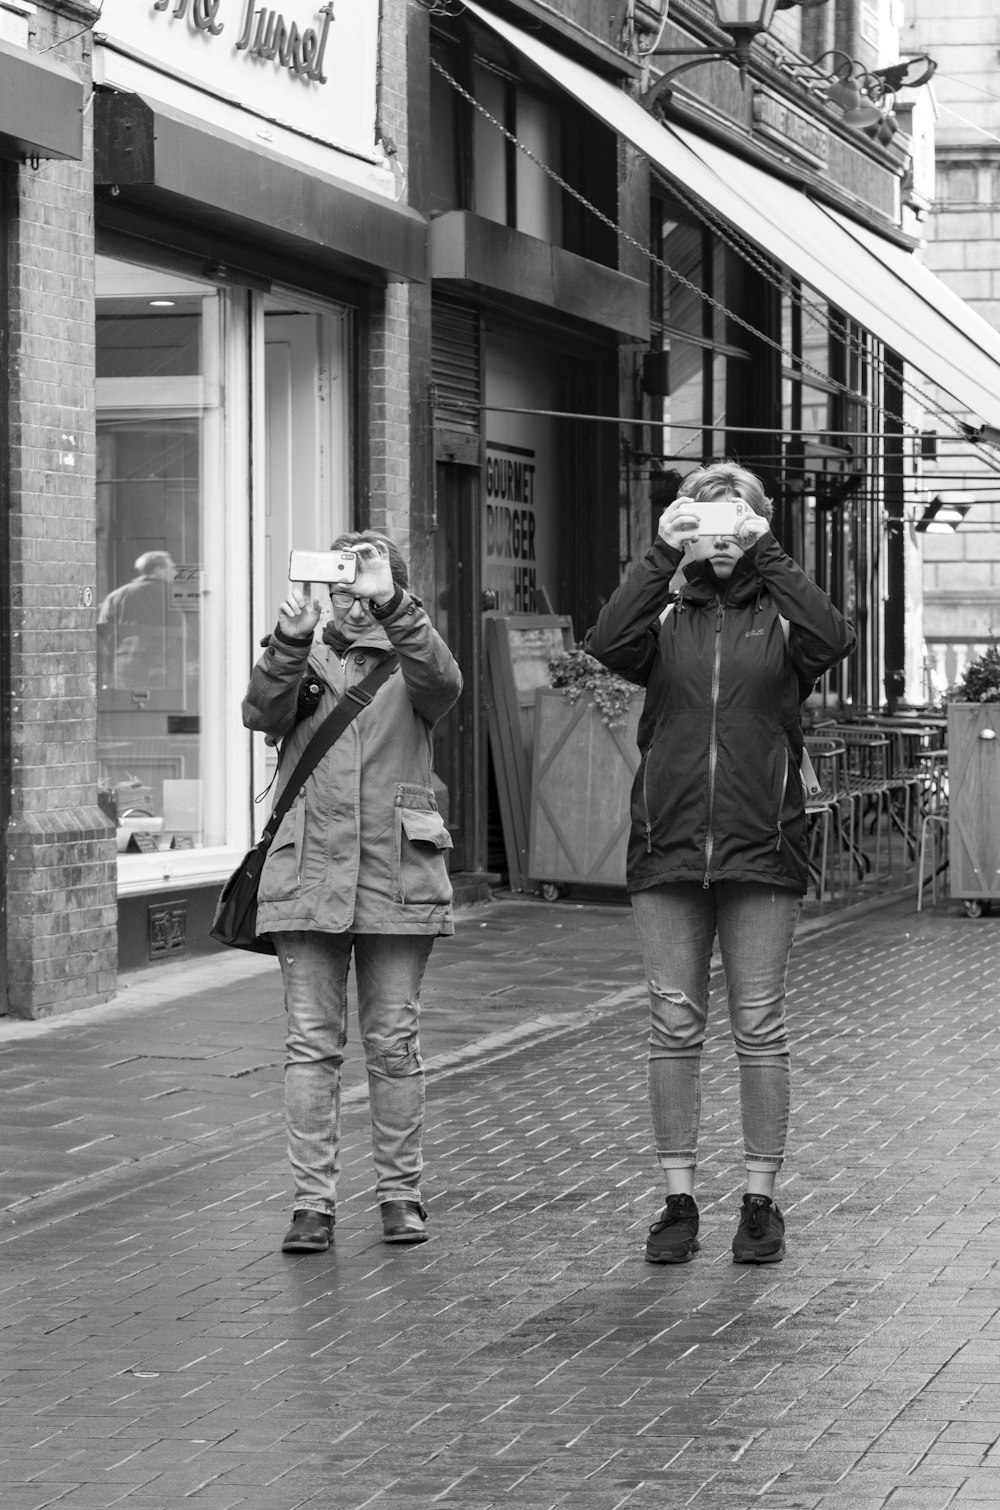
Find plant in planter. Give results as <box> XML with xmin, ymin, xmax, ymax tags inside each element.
<box><xmin>943</xmin><ymin>644</ymin><xmax>1000</xmax><ymax>704</ymax></box>
<box><xmin>546</xmin><ymin>648</ymin><xmax>640</xmax><ymax>729</ymax></box>
<box><xmin>529</xmin><ymin>652</ymin><xmax>643</xmax><ymax>895</ymax></box>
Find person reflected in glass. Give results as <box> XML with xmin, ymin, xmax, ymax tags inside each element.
<box><xmin>243</xmin><ymin>533</ymin><xmax>462</xmax><ymax>1254</ymax></box>
<box><xmin>587</xmin><ymin>463</ymin><xmax>855</xmax><ymax>1265</ymax></box>
<box><xmin>97</xmin><ymin>550</ymin><xmax>177</xmax><ymax>692</ymax></box>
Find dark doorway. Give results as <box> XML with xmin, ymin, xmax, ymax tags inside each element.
<box><xmin>432</xmin><ymin>461</ymin><xmax>487</xmax><ymax>875</ymax></box>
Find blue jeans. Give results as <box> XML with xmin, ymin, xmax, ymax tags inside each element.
<box><xmin>274</xmin><ymin>931</ymin><xmax>435</xmax><ymax>1214</ymax></box>
<box><xmin>631</xmin><ymin>883</ymin><xmax>802</xmax><ymax>1175</ymax></box>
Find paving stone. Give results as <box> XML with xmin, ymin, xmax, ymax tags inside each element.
<box><xmin>0</xmin><ymin>895</ymin><xmax>997</xmax><ymax>1509</ymax></box>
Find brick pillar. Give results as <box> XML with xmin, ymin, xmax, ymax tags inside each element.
<box><xmin>3</xmin><ymin>9</ymin><xmax>118</xmax><ymax>1017</ymax></box>
<box><xmin>367</xmin><ymin>0</ymin><xmax>415</xmax><ymax>566</ymax></box>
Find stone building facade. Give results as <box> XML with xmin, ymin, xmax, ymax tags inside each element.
<box><xmin>904</xmin><ymin>0</ymin><xmax>1000</xmax><ymax>696</ymax></box>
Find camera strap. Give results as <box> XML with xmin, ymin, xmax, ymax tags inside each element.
<box><xmin>260</xmin><ymin>655</ymin><xmax>396</xmax><ymax>843</ymax></box>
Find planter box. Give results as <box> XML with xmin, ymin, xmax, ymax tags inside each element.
<box><xmin>948</xmin><ymin>702</ymin><xmax>1000</xmax><ymax>906</ymax></box>
<box><xmin>528</xmin><ymin>686</ymin><xmax>642</xmax><ymax>891</ymax></box>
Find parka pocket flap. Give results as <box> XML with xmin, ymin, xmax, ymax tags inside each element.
<box><xmin>400</xmin><ymin>807</ymin><xmax>453</xmax><ymax>850</ymax></box>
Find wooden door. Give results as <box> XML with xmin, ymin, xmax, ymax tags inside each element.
<box><xmin>432</xmin><ymin>463</ymin><xmax>485</xmax><ymax>874</ymax></box>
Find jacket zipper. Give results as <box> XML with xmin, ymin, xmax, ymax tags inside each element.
<box><xmin>775</xmin><ymin>747</ymin><xmax>789</xmax><ymax>851</ymax></box>
<box><xmin>703</xmin><ymin>601</ymin><xmax>725</xmax><ymax>887</ymax></box>
<box><xmin>642</xmin><ymin>753</ymin><xmax>652</xmax><ymax>853</ymax></box>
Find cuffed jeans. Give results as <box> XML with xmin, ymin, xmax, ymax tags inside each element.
<box><xmin>631</xmin><ymin>883</ymin><xmax>802</xmax><ymax>1175</ymax></box>
<box><xmin>274</xmin><ymin>931</ymin><xmax>434</xmax><ymax>1214</ymax></box>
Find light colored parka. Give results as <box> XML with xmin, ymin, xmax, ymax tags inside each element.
<box><xmin>242</xmin><ymin>590</ymin><xmax>463</xmax><ymax>938</ymax></box>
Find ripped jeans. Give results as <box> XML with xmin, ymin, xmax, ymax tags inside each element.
<box><xmin>631</xmin><ymin>883</ymin><xmax>802</xmax><ymax>1176</ymax></box>
<box><xmin>274</xmin><ymin>931</ymin><xmax>434</xmax><ymax>1214</ymax></box>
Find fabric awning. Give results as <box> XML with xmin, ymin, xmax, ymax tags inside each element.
<box><xmin>465</xmin><ymin>1</ymin><xmax>1000</xmax><ymax>430</ymax></box>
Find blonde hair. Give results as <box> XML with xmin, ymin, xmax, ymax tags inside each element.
<box><xmin>681</xmin><ymin>462</ymin><xmax>774</xmax><ymax>522</ymax></box>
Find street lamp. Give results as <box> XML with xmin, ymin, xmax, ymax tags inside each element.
<box><xmin>641</xmin><ymin>0</ymin><xmax>828</xmax><ymax>102</ymax></box>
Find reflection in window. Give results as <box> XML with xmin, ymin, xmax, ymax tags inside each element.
<box><xmin>96</xmin><ymin>259</ymin><xmax>219</xmax><ymax>857</ymax></box>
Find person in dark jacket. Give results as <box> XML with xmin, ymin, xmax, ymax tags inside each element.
<box><xmin>587</xmin><ymin>462</ymin><xmax>855</xmax><ymax>1267</ymax></box>
<box><xmin>243</xmin><ymin>533</ymin><xmax>462</xmax><ymax>1254</ymax></box>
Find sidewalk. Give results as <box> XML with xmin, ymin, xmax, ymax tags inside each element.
<box><xmin>1</xmin><ymin>887</ymin><xmax>998</xmax><ymax>1510</ymax></box>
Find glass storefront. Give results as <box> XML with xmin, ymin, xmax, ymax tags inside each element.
<box><xmin>95</xmin><ymin>254</ymin><xmax>354</xmax><ymax>882</ymax></box>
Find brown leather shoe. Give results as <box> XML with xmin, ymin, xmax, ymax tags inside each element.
<box><xmin>281</xmin><ymin>1210</ymin><xmax>334</xmax><ymax>1252</ymax></box>
<box><xmin>380</xmin><ymin>1200</ymin><xmax>428</xmax><ymax>1244</ymax></box>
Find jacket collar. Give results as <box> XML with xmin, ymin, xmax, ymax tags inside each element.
<box><xmin>680</xmin><ymin>555</ymin><xmax>761</xmax><ymax>609</ymax></box>
<box><xmin>321</xmin><ymin>620</ymin><xmax>393</xmax><ymax>658</ymax></box>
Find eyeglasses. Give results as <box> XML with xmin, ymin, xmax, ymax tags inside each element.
<box><xmin>329</xmin><ymin>590</ymin><xmax>366</xmax><ymax>610</ymax></box>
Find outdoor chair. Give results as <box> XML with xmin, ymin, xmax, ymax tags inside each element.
<box><xmin>870</xmin><ymin>720</ymin><xmax>943</xmax><ymax>870</ymax></box>
<box><xmin>803</xmin><ymin>735</ymin><xmax>856</xmax><ymax>900</ymax></box>
<box><xmin>829</xmin><ymin>726</ymin><xmax>895</xmax><ymax>880</ymax></box>
<box><xmin>916</xmin><ymin>806</ymin><xmax>949</xmax><ymax>911</ymax></box>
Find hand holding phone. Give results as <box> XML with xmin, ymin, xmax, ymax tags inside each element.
<box><xmin>289</xmin><ymin>549</ymin><xmax>358</xmax><ymax>586</ymax></box>
<box><xmin>686</xmin><ymin>498</ymin><xmax>755</xmax><ymax>537</ymax></box>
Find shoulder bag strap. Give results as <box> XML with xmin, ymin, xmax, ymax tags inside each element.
<box><xmin>261</xmin><ymin>655</ymin><xmax>396</xmax><ymax>842</ymax></box>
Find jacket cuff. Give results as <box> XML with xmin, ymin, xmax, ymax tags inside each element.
<box><xmin>649</xmin><ymin>537</ymin><xmax>683</xmax><ymax>570</ymax></box>
<box><xmin>273</xmin><ymin>624</ymin><xmax>314</xmax><ymax>648</ymax></box>
<box><xmin>369</xmin><ymin>585</ymin><xmax>406</xmax><ymax>620</ymax></box>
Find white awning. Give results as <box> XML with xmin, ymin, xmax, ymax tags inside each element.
<box><xmin>465</xmin><ymin>1</ymin><xmax>1000</xmax><ymax>430</ymax></box>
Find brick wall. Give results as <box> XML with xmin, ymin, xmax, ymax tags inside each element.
<box><xmin>4</xmin><ymin>5</ymin><xmax>118</xmax><ymax>1017</ymax></box>
<box><xmin>366</xmin><ymin>0</ymin><xmax>415</xmax><ymax>574</ymax></box>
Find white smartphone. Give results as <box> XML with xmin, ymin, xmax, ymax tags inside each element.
<box><xmin>288</xmin><ymin>549</ymin><xmax>357</xmax><ymax>585</ymax></box>
<box><xmin>683</xmin><ymin>498</ymin><xmax>754</xmax><ymax>536</ymax></box>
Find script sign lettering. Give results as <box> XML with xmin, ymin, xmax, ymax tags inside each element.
<box><xmin>96</xmin><ymin>0</ymin><xmax>379</xmax><ymax>159</ymax></box>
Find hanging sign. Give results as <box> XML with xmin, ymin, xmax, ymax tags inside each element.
<box><xmin>96</xmin><ymin>0</ymin><xmax>378</xmax><ymax>158</ymax></box>
<box><xmin>484</xmin><ymin>442</ymin><xmax>538</xmax><ymax>615</ymax></box>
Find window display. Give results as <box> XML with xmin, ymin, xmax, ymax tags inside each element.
<box><xmin>96</xmin><ymin>255</ymin><xmax>355</xmax><ymax>881</ymax></box>
<box><xmin>96</xmin><ymin>259</ymin><xmax>222</xmax><ymax>858</ymax></box>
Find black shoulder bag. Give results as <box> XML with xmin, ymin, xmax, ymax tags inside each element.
<box><xmin>210</xmin><ymin>657</ymin><xmax>396</xmax><ymax>953</ymax></box>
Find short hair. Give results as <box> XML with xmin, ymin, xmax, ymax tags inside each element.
<box><xmin>134</xmin><ymin>551</ymin><xmax>174</xmax><ymax>577</ymax></box>
<box><xmin>680</xmin><ymin>462</ymin><xmax>774</xmax><ymax>522</ymax></box>
<box><xmin>330</xmin><ymin>530</ymin><xmax>409</xmax><ymax>591</ymax></box>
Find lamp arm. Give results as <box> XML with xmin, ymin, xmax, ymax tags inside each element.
<box><xmin>642</xmin><ymin>50</ymin><xmax>735</xmax><ymax>110</ymax></box>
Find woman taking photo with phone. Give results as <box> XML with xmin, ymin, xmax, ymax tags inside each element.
<box><xmin>243</xmin><ymin>533</ymin><xmax>462</xmax><ymax>1254</ymax></box>
<box><xmin>587</xmin><ymin>462</ymin><xmax>854</xmax><ymax>1266</ymax></box>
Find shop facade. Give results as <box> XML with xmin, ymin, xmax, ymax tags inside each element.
<box><xmin>5</xmin><ymin>0</ymin><xmax>1000</xmax><ymax>1011</ymax></box>
<box><xmin>2</xmin><ymin>0</ymin><xmax>427</xmax><ymax>1012</ymax></box>
<box><xmin>415</xmin><ymin>0</ymin><xmax>1000</xmax><ymax>889</ymax></box>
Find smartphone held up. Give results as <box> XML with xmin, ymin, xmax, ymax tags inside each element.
<box><xmin>289</xmin><ymin>549</ymin><xmax>357</xmax><ymax>586</ymax></box>
<box><xmin>682</xmin><ymin>498</ymin><xmax>754</xmax><ymax>537</ymax></box>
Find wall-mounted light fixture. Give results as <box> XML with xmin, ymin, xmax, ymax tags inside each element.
<box><xmin>870</xmin><ymin>55</ymin><xmax>937</xmax><ymax>93</ymax></box>
<box><xmin>640</xmin><ymin>0</ymin><xmax>829</xmax><ymax>109</ymax></box>
<box><xmin>913</xmin><ymin>494</ymin><xmax>973</xmax><ymax>533</ymax></box>
<box><xmin>959</xmin><ymin>420</ymin><xmax>1000</xmax><ymax>448</ymax></box>
<box><xmin>781</xmin><ymin>47</ymin><xmax>938</xmax><ymax>146</ymax></box>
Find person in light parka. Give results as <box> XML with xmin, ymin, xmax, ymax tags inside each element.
<box><xmin>243</xmin><ymin>533</ymin><xmax>462</xmax><ymax>1255</ymax></box>
<box><xmin>587</xmin><ymin>462</ymin><xmax>855</xmax><ymax>1267</ymax></box>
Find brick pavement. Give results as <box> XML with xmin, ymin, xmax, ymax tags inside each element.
<box><xmin>0</xmin><ymin>891</ymin><xmax>999</xmax><ymax>1509</ymax></box>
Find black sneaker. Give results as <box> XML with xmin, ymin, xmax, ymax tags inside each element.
<box><xmin>281</xmin><ymin>1210</ymin><xmax>334</xmax><ymax>1253</ymax></box>
<box><xmin>732</xmin><ymin>1193</ymin><xmax>785</xmax><ymax>1264</ymax></box>
<box><xmin>644</xmin><ymin>1193</ymin><xmax>700</xmax><ymax>1264</ymax></box>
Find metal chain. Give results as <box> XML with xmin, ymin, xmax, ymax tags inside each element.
<box><xmin>432</xmin><ymin>55</ymin><xmax>980</xmax><ymax>452</ymax></box>
<box><xmin>658</xmin><ymin>173</ymin><xmax>963</xmax><ymax>436</ymax></box>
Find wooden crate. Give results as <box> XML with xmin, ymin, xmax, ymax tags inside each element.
<box><xmin>948</xmin><ymin>702</ymin><xmax>1000</xmax><ymax>904</ymax></box>
<box><xmin>528</xmin><ymin>686</ymin><xmax>642</xmax><ymax>890</ymax></box>
<box><xmin>484</xmin><ymin>614</ymin><xmax>573</xmax><ymax>891</ymax></box>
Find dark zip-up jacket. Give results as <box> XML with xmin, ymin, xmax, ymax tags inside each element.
<box><xmin>586</xmin><ymin>532</ymin><xmax>856</xmax><ymax>894</ymax></box>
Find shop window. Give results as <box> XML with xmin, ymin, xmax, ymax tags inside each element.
<box><xmin>96</xmin><ymin>259</ymin><xmax>222</xmax><ymax>858</ymax></box>
<box><xmin>429</xmin><ymin>32</ymin><xmax>615</xmax><ymax>266</ymax></box>
<box><xmin>648</xmin><ymin>201</ymin><xmax>752</xmax><ymax>474</ymax></box>
<box><xmin>472</xmin><ymin>61</ymin><xmax>563</xmax><ymax>244</ymax></box>
<box><xmin>96</xmin><ymin>257</ymin><xmax>353</xmax><ymax>874</ymax></box>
